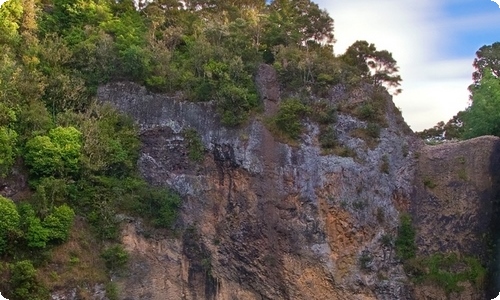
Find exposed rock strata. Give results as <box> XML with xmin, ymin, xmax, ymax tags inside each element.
<box><xmin>96</xmin><ymin>77</ymin><xmax>500</xmax><ymax>300</ymax></box>
<box><xmin>98</xmin><ymin>81</ymin><xmax>418</xmax><ymax>299</ymax></box>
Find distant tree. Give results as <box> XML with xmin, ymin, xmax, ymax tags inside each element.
<box><xmin>417</xmin><ymin>111</ymin><xmax>465</xmax><ymax>141</ymax></box>
<box><xmin>342</xmin><ymin>40</ymin><xmax>402</xmax><ymax>94</ymax></box>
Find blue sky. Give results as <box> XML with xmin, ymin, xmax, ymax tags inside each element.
<box><xmin>317</xmin><ymin>0</ymin><xmax>500</xmax><ymax>131</ymax></box>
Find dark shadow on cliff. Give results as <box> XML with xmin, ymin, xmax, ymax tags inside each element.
<box><xmin>487</xmin><ymin>139</ymin><xmax>500</xmax><ymax>298</ymax></box>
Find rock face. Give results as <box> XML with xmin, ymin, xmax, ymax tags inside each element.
<box><xmin>97</xmin><ymin>74</ymin><xmax>500</xmax><ymax>299</ymax></box>
<box><xmin>411</xmin><ymin>136</ymin><xmax>500</xmax><ymax>299</ymax></box>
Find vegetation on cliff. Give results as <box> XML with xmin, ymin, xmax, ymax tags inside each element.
<box><xmin>0</xmin><ymin>0</ymin><xmax>406</xmax><ymax>298</ymax></box>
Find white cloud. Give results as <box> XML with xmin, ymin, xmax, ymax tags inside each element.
<box><xmin>315</xmin><ymin>0</ymin><xmax>475</xmax><ymax>131</ymax></box>
<box><xmin>0</xmin><ymin>291</ymin><xmax>8</xmax><ymax>300</ymax></box>
<box><xmin>0</xmin><ymin>0</ymin><xmax>7</xmax><ymax>8</ymax></box>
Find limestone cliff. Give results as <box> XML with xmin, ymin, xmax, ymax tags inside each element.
<box><xmin>94</xmin><ymin>68</ymin><xmax>500</xmax><ymax>300</ymax></box>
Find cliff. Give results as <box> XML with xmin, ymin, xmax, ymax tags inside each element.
<box><xmin>91</xmin><ymin>67</ymin><xmax>500</xmax><ymax>300</ymax></box>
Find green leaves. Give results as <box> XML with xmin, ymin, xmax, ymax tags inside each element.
<box><xmin>463</xmin><ymin>69</ymin><xmax>500</xmax><ymax>138</ymax></box>
<box><xmin>24</xmin><ymin>126</ymin><xmax>82</xmax><ymax>178</ymax></box>
<box><xmin>273</xmin><ymin>98</ymin><xmax>311</xmax><ymax>140</ymax></box>
<box><xmin>0</xmin><ymin>196</ymin><xmax>20</xmax><ymax>252</ymax></box>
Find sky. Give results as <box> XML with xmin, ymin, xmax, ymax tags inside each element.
<box><xmin>317</xmin><ymin>0</ymin><xmax>500</xmax><ymax>131</ymax></box>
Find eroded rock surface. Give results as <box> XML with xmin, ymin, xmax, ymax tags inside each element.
<box><xmin>98</xmin><ymin>80</ymin><xmax>419</xmax><ymax>299</ymax></box>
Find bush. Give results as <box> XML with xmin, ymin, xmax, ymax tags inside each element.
<box><xmin>0</xmin><ymin>196</ymin><xmax>20</xmax><ymax>253</ymax></box>
<box><xmin>101</xmin><ymin>245</ymin><xmax>129</xmax><ymax>273</ymax></box>
<box><xmin>319</xmin><ymin>126</ymin><xmax>337</xmax><ymax>149</ymax></box>
<box><xmin>43</xmin><ymin>204</ymin><xmax>75</xmax><ymax>242</ymax></box>
<box><xmin>135</xmin><ymin>187</ymin><xmax>181</xmax><ymax>229</ymax></box>
<box><xmin>24</xmin><ymin>126</ymin><xmax>82</xmax><ymax>178</ymax></box>
<box><xmin>274</xmin><ymin>98</ymin><xmax>311</xmax><ymax>140</ymax></box>
<box><xmin>311</xmin><ymin>101</ymin><xmax>337</xmax><ymax>125</ymax></box>
<box><xmin>395</xmin><ymin>213</ymin><xmax>416</xmax><ymax>261</ymax></box>
<box><xmin>10</xmin><ymin>260</ymin><xmax>47</xmax><ymax>300</ymax></box>
<box><xmin>0</xmin><ymin>126</ymin><xmax>18</xmax><ymax>177</ymax></box>
<box><xmin>183</xmin><ymin>128</ymin><xmax>204</xmax><ymax>162</ymax></box>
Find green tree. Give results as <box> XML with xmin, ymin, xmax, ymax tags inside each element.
<box><xmin>342</xmin><ymin>40</ymin><xmax>402</xmax><ymax>94</ymax></box>
<box><xmin>265</xmin><ymin>0</ymin><xmax>334</xmax><ymax>47</ymax></box>
<box><xmin>463</xmin><ymin>70</ymin><xmax>500</xmax><ymax>138</ymax></box>
<box><xmin>21</xmin><ymin>206</ymin><xmax>49</xmax><ymax>249</ymax></box>
<box><xmin>0</xmin><ymin>126</ymin><xmax>18</xmax><ymax>177</ymax></box>
<box><xmin>0</xmin><ymin>196</ymin><xmax>20</xmax><ymax>253</ymax></box>
<box><xmin>43</xmin><ymin>204</ymin><xmax>75</xmax><ymax>242</ymax></box>
<box><xmin>10</xmin><ymin>260</ymin><xmax>47</xmax><ymax>300</ymax></box>
<box><xmin>472</xmin><ymin>42</ymin><xmax>500</xmax><ymax>85</ymax></box>
<box><xmin>24</xmin><ymin>126</ymin><xmax>82</xmax><ymax>178</ymax></box>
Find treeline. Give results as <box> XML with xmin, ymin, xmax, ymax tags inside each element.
<box><xmin>418</xmin><ymin>42</ymin><xmax>500</xmax><ymax>141</ymax></box>
<box><xmin>0</xmin><ymin>0</ymin><xmax>403</xmax><ymax>298</ymax></box>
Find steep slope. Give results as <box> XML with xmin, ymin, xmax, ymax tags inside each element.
<box><xmin>98</xmin><ymin>69</ymin><xmax>419</xmax><ymax>299</ymax></box>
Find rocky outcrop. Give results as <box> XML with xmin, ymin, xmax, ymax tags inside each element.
<box><xmin>410</xmin><ymin>136</ymin><xmax>500</xmax><ymax>299</ymax></box>
<box><xmin>96</xmin><ymin>72</ymin><xmax>500</xmax><ymax>299</ymax></box>
<box><xmin>98</xmin><ymin>79</ymin><xmax>420</xmax><ymax>299</ymax></box>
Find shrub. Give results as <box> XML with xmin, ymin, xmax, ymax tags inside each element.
<box><xmin>274</xmin><ymin>98</ymin><xmax>311</xmax><ymax>140</ymax></box>
<box><xmin>24</xmin><ymin>126</ymin><xmax>82</xmax><ymax>178</ymax></box>
<box><xmin>311</xmin><ymin>101</ymin><xmax>337</xmax><ymax>125</ymax></box>
<box><xmin>0</xmin><ymin>196</ymin><xmax>20</xmax><ymax>253</ymax></box>
<box><xmin>101</xmin><ymin>245</ymin><xmax>129</xmax><ymax>273</ymax></box>
<box><xmin>319</xmin><ymin>126</ymin><xmax>337</xmax><ymax>149</ymax></box>
<box><xmin>183</xmin><ymin>128</ymin><xmax>204</xmax><ymax>162</ymax></box>
<box><xmin>0</xmin><ymin>126</ymin><xmax>18</xmax><ymax>177</ymax></box>
<box><xmin>395</xmin><ymin>213</ymin><xmax>416</xmax><ymax>261</ymax></box>
<box><xmin>10</xmin><ymin>260</ymin><xmax>47</xmax><ymax>300</ymax></box>
<box><xmin>136</xmin><ymin>187</ymin><xmax>182</xmax><ymax>229</ymax></box>
<box><xmin>43</xmin><ymin>204</ymin><xmax>75</xmax><ymax>243</ymax></box>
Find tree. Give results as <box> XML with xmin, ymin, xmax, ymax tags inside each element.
<box><xmin>0</xmin><ymin>196</ymin><xmax>20</xmax><ymax>253</ymax></box>
<box><xmin>24</xmin><ymin>126</ymin><xmax>82</xmax><ymax>178</ymax></box>
<box><xmin>472</xmin><ymin>42</ymin><xmax>500</xmax><ymax>86</ymax></box>
<box><xmin>462</xmin><ymin>70</ymin><xmax>500</xmax><ymax>138</ymax></box>
<box><xmin>342</xmin><ymin>40</ymin><xmax>402</xmax><ymax>94</ymax></box>
<box><xmin>43</xmin><ymin>204</ymin><xmax>75</xmax><ymax>242</ymax></box>
<box><xmin>264</xmin><ymin>0</ymin><xmax>334</xmax><ymax>47</ymax></box>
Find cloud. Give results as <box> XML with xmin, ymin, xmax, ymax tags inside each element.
<box><xmin>315</xmin><ymin>0</ymin><xmax>478</xmax><ymax>131</ymax></box>
<box><xmin>0</xmin><ymin>0</ymin><xmax>7</xmax><ymax>7</ymax></box>
<box><xmin>0</xmin><ymin>292</ymin><xmax>8</xmax><ymax>300</ymax></box>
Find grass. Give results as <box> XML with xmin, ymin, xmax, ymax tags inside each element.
<box><xmin>405</xmin><ymin>253</ymin><xmax>486</xmax><ymax>294</ymax></box>
<box><xmin>37</xmin><ymin>217</ymin><xmax>108</xmax><ymax>292</ymax></box>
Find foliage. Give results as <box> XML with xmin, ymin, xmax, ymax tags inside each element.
<box><xmin>24</xmin><ymin>126</ymin><xmax>82</xmax><ymax>178</ymax></box>
<box><xmin>341</xmin><ymin>40</ymin><xmax>402</xmax><ymax>95</ymax></box>
<box><xmin>417</xmin><ymin>111</ymin><xmax>465</xmax><ymax>142</ymax></box>
<box><xmin>183</xmin><ymin>128</ymin><xmax>204</xmax><ymax>162</ymax></box>
<box><xmin>134</xmin><ymin>186</ymin><xmax>182</xmax><ymax>229</ymax></box>
<box><xmin>319</xmin><ymin>126</ymin><xmax>337</xmax><ymax>149</ymax></box>
<box><xmin>395</xmin><ymin>213</ymin><xmax>416</xmax><ymax>261</ymax></box>
<box><xmin>405</xmin><ymin>254</ymin><xmax>486</xmax><ymax>294</ymax></box>
<box><xmin>471</xmin><ymin>42</ymin><xmax>500</xmax><ymax>86</ymax></box>
<box><xmin>0</xmin><ymin>196</ymin><xmax>20</xmax><ymax>253</ymax></box>
<box><xmin>10</xmin><ymin>260</ymin><xmax>48</xmax><ymax>300</ymax></box>
<box><xmin>101</xmin><ymin>244</ymin><xmax>129</xmax><ymax>273</ymax></box>
<box><xmin>462</xmin><ymin>70</ymin><xmax>500</xmax><ymax>138</ymax></box>
<box><xmin>43</xmin><ymin>204</ymin><xmax>75</xmax><ymax>243</ymax></box>
<box><xmin>0</xmin><ymin>126</ymin><xmax>18</xmax><ymax>177</ymax></box>
<box><xmin>273</xmin><ymin>98</ymin><xmax>311</xmax><ymax>140</ymax></box>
